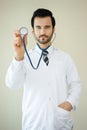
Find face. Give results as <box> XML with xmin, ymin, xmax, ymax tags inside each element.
<box><xmin>33</xmin><ymin>16</ymin><xmax>55</xmax><ymax>48</ymax></box>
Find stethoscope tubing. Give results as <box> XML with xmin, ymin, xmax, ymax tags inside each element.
<box><xmin>22</xmin><ymin>36</ymin><xmax>43</xmax><ymax>70</ymax></box>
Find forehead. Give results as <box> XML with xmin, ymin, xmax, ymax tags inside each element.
<box><xmin>34</xmin><ymin>16</ymin><xmax>52</xmax><ymax>26</ymax></box>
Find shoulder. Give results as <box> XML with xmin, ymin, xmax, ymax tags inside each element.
<box><xmin>53</xmin><ymin>47</ymin><xmax>72</xmax><ymax>59</ymax></box>
<box><xmin>52</xmin><ymin>47</ymin><xmax>76</xmax><ymax>66</ymax></box>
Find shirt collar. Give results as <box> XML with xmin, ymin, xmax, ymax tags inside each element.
<box><xmin>35</xmin><ymin>43</ymin><xmax>54</xmax><ymax>55</ymax></box>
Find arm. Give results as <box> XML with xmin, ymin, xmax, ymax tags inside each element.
<box><xmin>5</xmin><ymin>30</ymin><xmax>27</xmax><ymax>88</ymax></box>
<box><xmin>59</xmin><ymin>55</ymin><xmax>82</xmax><ymax>111</ymax></box>
<box><xmin>5</xmin><ymin>58</ymin><xmax>26</xmax><ymax>88</ymax></box>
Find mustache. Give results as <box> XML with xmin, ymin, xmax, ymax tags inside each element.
<box><xmin>39</xmin><ymin>35</ymin><xmax>48</xmax><ymax>38</ymax></box>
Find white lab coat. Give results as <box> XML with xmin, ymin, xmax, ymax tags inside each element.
<box><xmin>6</xmin><ymin>45</ymin><xmax>81</xmax><ymax>130</ymax></box>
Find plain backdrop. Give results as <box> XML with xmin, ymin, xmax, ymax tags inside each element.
<box><xmin>0</xmin><ymin>0</ymin><xmax>87</xmax><ymax>130</ymax></box>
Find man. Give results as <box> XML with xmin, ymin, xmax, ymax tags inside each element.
<box><xmin>6</xmin><ymin>8</ymin><xmax>81</xmax><ymax>130</ymax></box>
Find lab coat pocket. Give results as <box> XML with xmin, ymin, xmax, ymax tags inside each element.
<box><xmin>53</xmin><ymin>106</ymin><xmax>73</xmax><ymax>130</ymax></box>
<box><xmin>56</xmin><ymin>106</ymin><xmax>70</xmax><ymax>116</ymax></box>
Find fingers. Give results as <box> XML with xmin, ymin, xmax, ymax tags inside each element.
<box><xmin>13</xmin><ymin>30</ymin><xmax>28</xmax><ymax>46</ymax></box>
<box><xmin>14</xmin><ymin>30</ymin><xmax>21</xmax><ymax>37</ymax></box>
<box><xmin>12</xmin><ymin>29</ymin><xmax>26</xmax><ymax>61</ymax></box>
<box><xmin>13</xmin><ymin>30</ymin><xmax>22</xmax><ymax>46</ymax></box>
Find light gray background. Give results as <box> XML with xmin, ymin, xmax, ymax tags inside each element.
<box><xmin>0</xmin><ymin>0</ymin><xmax>87</xmax><ymax>130</ymax></box>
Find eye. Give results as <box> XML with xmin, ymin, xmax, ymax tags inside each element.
<box><xmin>35</xmin><ymin>26</ymin><xmax>41</xmax><ymax>29</ymax></box>
<box><xmin>45</xmin><ymin>25</ymin><xmax>51</xmax><ymax>29</ymax></box>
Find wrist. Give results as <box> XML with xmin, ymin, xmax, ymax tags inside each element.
<box><xmin>15</xmin><ymin>55</ymin><xmax>24</xmax><ymax>61</ymax></box>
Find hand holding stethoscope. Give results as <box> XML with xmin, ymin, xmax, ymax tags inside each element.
<box><xmin>20</xmin><ymin>27</ymin><xmax>45</xmax><ymax>69</ymax></box>
<box><xmin>13</xmin><ymin>27</ymin><xmax>28</xmax><ymax>61</ymax></box>
<box><xmin>14</xmin><ymin>27</ymin><xmax>43</xmax><ymax>69</ymax></box>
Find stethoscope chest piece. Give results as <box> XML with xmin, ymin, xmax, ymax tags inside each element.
<box><xmin>19</xmin><ymin>27</ymin><xmax>28</xmax><ymax>36</ymax></box>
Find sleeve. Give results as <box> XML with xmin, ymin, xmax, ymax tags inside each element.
<box><xmin>5</xmin><ymin>58</ymin><xmax>26</xmax><ymax>89</ymax></box>
<box><xmin>66</xmin><ymin>55</ymin><xmax>82</xmax><ymax>110</ymax></box>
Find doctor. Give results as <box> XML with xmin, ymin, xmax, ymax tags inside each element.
<box><xmin>6</xmin><ymin>8</ymin><xmax>81</xmax><ymax>130</ymax></box>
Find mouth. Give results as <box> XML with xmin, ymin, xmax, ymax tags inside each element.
<box><xmin>39</xmin><ymin>35</ymin><xmax>48</xmax><ymax>38</ymax></box>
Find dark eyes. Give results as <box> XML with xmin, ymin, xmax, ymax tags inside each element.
<box><xmin>36</xmin><ymin>26</ymin><xmax>41</xmax><ymax>29</ymax></box>
<box><xmin>45</xmin><ymin>26</ymin><xmax>51</xmax><ymax>29</ymax></box>
<box><xmin>36</xmin><ymin>26</ymin><xmax>51</xmax><ymax>29</ymax></box>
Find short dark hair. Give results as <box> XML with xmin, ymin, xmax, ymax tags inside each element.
<box><xmin>31</xmin><ymin>8</ymin><xmax>56</xmax><ymax>28</ymax></box>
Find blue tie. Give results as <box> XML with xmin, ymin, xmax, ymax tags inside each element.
<box><xmin>42</xmin><ymin>50</ymin><xmax>49</xmax><ymax>66</ymax></box>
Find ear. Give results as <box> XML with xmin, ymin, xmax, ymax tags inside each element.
<box><xmin>32</xmin><ymin>28</ymin><xmax>34</xmax><ymax>33</ymax></box>
<box><xmin>53</xmin><ymin>27</ymin><xmax>55</xmax><ymax>33</ymax></box>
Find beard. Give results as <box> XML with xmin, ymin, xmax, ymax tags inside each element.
<box><xmin>34</xmin><ymin>33</ymin><xmax>53</xmax><ymax>44</ymax></box>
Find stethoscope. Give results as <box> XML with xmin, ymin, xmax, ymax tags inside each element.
<box><xmin>19</xmin><ymin>27</ymin><xmax>50</xmax><ymax>70</ymax></box>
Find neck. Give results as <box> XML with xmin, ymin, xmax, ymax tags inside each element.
<box><xmin>37</xmin><ymin>42</ymin><xmax>51</xmax><ymax>50</ymax></box>
<box><xmin>37</xmin><ymin>43</ymin><xmax>51</xmax><ymax>50</ymax></box>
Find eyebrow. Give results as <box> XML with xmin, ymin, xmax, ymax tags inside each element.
<box><xmin>35</xmin><ymin>25</ymin><xmax>51</xmax><ymax>28</ymax></box>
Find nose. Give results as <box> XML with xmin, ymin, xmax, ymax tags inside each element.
<box><xmin>40</xmin><ymin>28</ymin><xmax>46</xmax><ymax>34</ymax></box>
